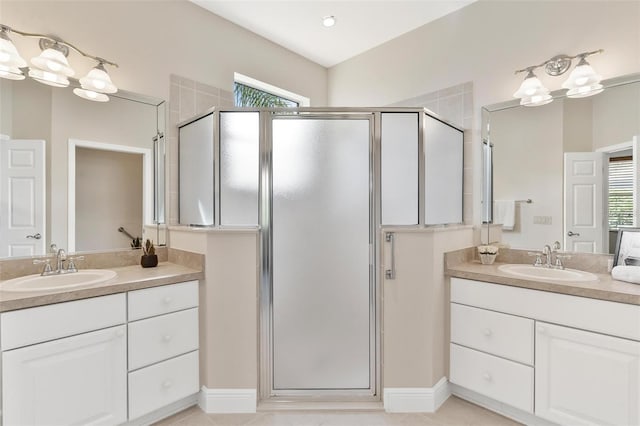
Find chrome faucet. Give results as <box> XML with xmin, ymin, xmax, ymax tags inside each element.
<box><xmin>55</xmin><ymin>248</ymin><xmax>67</xmax><ymax>273</ymax></box>
<box><xmin>540</xmin><ymin>241</ymin><xmax>565</xmax><ymax>269</ymax></box>
<box><xmin>542</xmin><ymin>244</ymin><xmax>553</xmax><ymax>267</ymax></box>
<box><xmin>33</xmin><ymin>245</ymin><xmax>84</xmax><ymax>275</ymax></box>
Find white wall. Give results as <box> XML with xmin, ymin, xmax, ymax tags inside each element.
<box><xmin>328</xmin><ymin>0</ymin><xmax>640</xmax><ymax>225</ymax></box>
<box><xmin>0</xmin><ymin>0</ymin><xmax>327</xmax><ymax>105</ymax></box>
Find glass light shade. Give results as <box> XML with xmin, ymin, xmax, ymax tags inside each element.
<box><xmin>0</xmin><ymin>36</ymin><xmax>27</xmax><ymax>68</ymax></box>
<box><xmin>73</xmin><ymin>87</ymin><xmax>109</xmax><ymax>102</ymax></box>
<box><xmin>0</xmin><ymin>64</ymin><xmax>25</xmax><ymax>80</ymax></box>
<box><xmin>562</xmin><ymin>58</ymin><xmax>602</xmax><ymax>90</ymax></box>
<box><xmin>520</xmin><ymin>93</ymin><xmax>553</xmax><ymax>107</ymax></box>
<box><xmin>28</xmin><ymin>67</ymin><xmax>70</xmax><ymax>87</ymax></box>
<box><xmin>31</xmin><ymin>48</ymin><xmax>75</xmax><ymax>77</ymax></box>
<box><xmin>79</xmin><ymin>66</ymin><xmax>117</xmax><ymax>94</ymax></box>
<box><xmin>513</xmin><ymin>71</ymin><xmax>550</xmax><ymax>99</ymax></box>
<box><xmin>566</xmin><ymin>83</ymin><xmax>604</xmax><ymax>98</ymax></box>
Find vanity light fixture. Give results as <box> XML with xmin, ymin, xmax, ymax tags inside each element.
<box><xmin>0</xmin><ymin>24</ymin><xmax>119</xmax><ymax>101</ymax></box>
<box><xmin>514</xmin><ymin>49</ymin><xmax>604</xmax><ymax>106</ymax></box>
<box><xmin>322</xmin><ymin>15</ymin><xmax>336</xmax><ymax>27</ymax></box>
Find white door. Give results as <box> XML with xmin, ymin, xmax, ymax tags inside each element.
<box><xmin>535</xmin><ymin>322</ymin><xmax>640</xmax><ymax>426</ymax></box>
<box><xmin>564</xmin><ymin>152</ymin><xmax>604</xmax><ymax>252</ymax></box>
<box><xmin>2</xmin><ymin>325</ymin><xmax>127</xmax><ymax>426</ymax></box>
<box><xmin>0</xmin><ymin>139</ymin><xmax>46</xmax><ymax>257</ymax></box>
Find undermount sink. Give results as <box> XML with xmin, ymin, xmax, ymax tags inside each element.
<box><xmin>498</xmin><ymin>264</ymin><xmax>598</xmax><ymax>282</ymax></box>
<box><xmin>1</xmin><ymin>269</ymin><xmax>117</xmax><ymax>293</ymax></box>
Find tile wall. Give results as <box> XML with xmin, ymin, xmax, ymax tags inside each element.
<box><xmin>167</xmin><ymin>75</ymin><xmax>232</xmax><ymax>225</ymax></box>
<box><xmin>388</xmin><ymin>82</ymin><xmax>474</xmax><ymax>224</ymax></box>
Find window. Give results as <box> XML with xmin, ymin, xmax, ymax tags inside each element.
<box><xmin>234</xmin><ymin>82</ymin><xmax>298</xmax><ymax>107</ymax></box>
<box><xmin>233</xmin><ymin>72</ymin><xmax>310</xmax><ymax>108</ymax></box>
<box><xmin>608</xmin><ymin>156</ymin><xmax>634</xmax><ymax>228</ymax></box>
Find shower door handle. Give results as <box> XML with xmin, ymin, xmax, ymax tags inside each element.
<box><xmin>385</xmin><ymin>232</ymin><xmax>396</xmax><ymax>280</ymax></box>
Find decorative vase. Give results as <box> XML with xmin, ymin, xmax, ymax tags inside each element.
<box><xmin>141</xmin><ymin>254</ymin><xmax>158</xmax><ymax>268</ymax></box>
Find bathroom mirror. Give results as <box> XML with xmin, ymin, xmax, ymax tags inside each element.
<box><xmin>0</xmin><ymin>78</ymin><xmax>166</xmax><ymax>259</ymax></box>
<box><xmin>484</xmin><ymin>72</ymin><xmax>640</xmax><ymax>254</ymax></box>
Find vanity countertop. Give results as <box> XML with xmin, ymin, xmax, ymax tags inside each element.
<box><xmin>0</xmin><ymin>262</ymin><xmax>204</xmax><ymax>312</ymax></box>
<box><xmin>446</xmin><ymin>261</ymin><xmax>640</xmax><ymax>306</ymax></box>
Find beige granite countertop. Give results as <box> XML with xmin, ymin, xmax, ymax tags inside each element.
<box><xmin>0</xmin><ymin>262</ymin><xmax>204</xmax><ymax>312</ymax></box>
<box><xmin>447</xmin><ymin>260</ymin><xmax>640</xmax><ymax>305</ymax></box>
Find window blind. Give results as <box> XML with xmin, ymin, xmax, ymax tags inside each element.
<box><xmin>608</xmin><ymin>156</ymin><xmax>634</xmax><ymax>228</ymax></box>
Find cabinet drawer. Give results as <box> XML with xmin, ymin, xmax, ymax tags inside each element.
<box><xmin>128</xmin><ymin>350</ymin><xmax>199</xmax><ymax>420</ymax></box>
<box><xmin>128</xmin><ymin>308</ymin><xmax>199</xmax><ymax>371</ymax></box>
<box><xmin>451</xmin><ymin>303</ymin><xmax>534</xmax><ymax>365</ymax></box>
<box><xmin>450</xmin><ymin>343</ymin><xmax>533</xmax><ymax>413</ymax></box>
<box><xmin>128</xmin><ymin>281</ymin><xmax>198</xmax><ymax>321</ymax></box>
<box><xmin>1</xmin><ymin>293</ymin><xmax>126</xmax><ymax>350</ymax></box>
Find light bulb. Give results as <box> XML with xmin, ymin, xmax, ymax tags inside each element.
<box><xmin>322</xmin><ymin>16</ymin><xmax>336</xmax><ymax>27</ymax></box>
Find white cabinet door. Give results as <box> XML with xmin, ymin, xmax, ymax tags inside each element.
<box><xmin>535</xmin><ymin>322</ymin><xmax>640</xmax><ymax>426</ymax></box>
<box><xmin>2</xmin><ymin>325</ymin><xmax>127</xmax><ymax>426</ymax></box>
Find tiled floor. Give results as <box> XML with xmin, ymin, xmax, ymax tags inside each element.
<box><xmin>154</xmin><ymin>396</ymin><xmax>521</xmax><ymax>425</ymax></box>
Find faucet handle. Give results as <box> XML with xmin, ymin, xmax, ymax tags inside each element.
<box><xmin>66</xmin><ymin>256</ymin><xmax>85</xmax><ymax>273</ymax></box>
<box><xmin>33</xmin><ymin>258</ymin><xmax>53</xmax><ymax>275</ymax></box>
<box><xmin>527</xmin><ymin>251</ymin><xmax>544</xmax><ymax>267</ymax></box>
<box><xmin>555</xmin><ymin>254</ymin><xmax>572</xmax><ymax>270</ymax></box>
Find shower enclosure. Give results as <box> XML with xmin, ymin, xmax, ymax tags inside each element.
<box><xmin>178</xmin><ymin>108</ymin><xmax>463</xmax><ymax>401</ymax></box>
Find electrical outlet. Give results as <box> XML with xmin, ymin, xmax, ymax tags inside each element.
<box><xmin>533</xmin><ymin>216</ymin><xmax>552</xmax><ymax>225</ymax></box>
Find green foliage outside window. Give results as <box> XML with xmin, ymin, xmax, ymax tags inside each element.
<box><xmin>234</xmin><ymin>82</ymin><xmax>298</xmax><ymax>108</ymax></box>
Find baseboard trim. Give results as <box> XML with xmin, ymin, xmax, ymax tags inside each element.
<box><xmin>125</xmin><ymin>393</ymin><xmax>198</xmax><ymax>426</ymax></box>
<box><xmin>451</xmin><ymin>384</ymin><xmax>556</xmax><ymax>426</ymax></box>
<box><xmin>198</xmin><ymin>387</ymin><xmax>257</xmax><ymax>413</ymax></box>
<box><xmin>383</xmin><ymin>377</ymin><xmax>451</xmax><ymax>413</ymax></box>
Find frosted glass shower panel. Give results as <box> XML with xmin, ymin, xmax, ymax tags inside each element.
<box><xmin>179</xmin><ymin>113</ymin><xmax>214</xmax><ymax>225</ymax></box>
<box><xmin>220</xmin><ymin>112</ymin><xmax>259</xmax><ymax>225</ymax></box>
<box><xmin>381</xmin><ymin>113</ymin><xmax>419</xmax><ymax>225</ymax></box>
<box><xmin>272</xmin><ymin>118</ymin><xmax>371</xmax><ymax>390</ymax></box>
<box><xmin>424</xmin><ymin>115</ymin><xmax>463</xmax><ymax>224</ymax></box>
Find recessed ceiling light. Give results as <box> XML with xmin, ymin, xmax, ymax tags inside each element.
<box><xmin>322</xmin><ymin>15</ymin><xmax>336</xmax><ymax>28</ymax></box>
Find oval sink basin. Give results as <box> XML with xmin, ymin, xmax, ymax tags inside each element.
<box><xmin>1</xmin><ymin>269</ymin><xmax>117</xmax><ymax>293</ymax></box>
<box><xmin>498</xmin><ymin>264</ymin><xmax>598</xmax><ymax>282</ymax></box>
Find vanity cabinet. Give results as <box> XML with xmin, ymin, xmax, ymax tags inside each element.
<box><xmin>450</xmin><ymin>277</ymin><xmax>640</xmax><ymax>425</ymax></box>
<box><xmin>0</xmin><ymin>280</ymin><xmax>200</xmax><ymax>425</ymax></box>
<box><xmin>1</xmin><ymin>294</ymin><xmax>128</xmax><ymax>426</ymax></box>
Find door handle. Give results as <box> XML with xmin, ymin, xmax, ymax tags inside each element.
<box><xmin>26</xmin><ymin>233</ymin><xmax>42</xmax><ymax>240</ymax></box>
<box><xmin>385</xmin><ymin>232</ymin><xmax>396</xmax><ymax>280</ymax></box>
<box><xmin>567</xmin><ymin>231</ymin><xmax>580</xmax><ymax>237</ymax></box>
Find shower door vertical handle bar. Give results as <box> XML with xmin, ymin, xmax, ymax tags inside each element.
<box><xmin>385</xmin><ymin>232</ymin><xmax>396</xmax><ymax>279</ymax></box>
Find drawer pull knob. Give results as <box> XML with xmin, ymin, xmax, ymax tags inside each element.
<box><xmin>162</xmin><ymin>380</ymin><xmax>173</xmax><ymax>389</ymax></box>
<box><xmin>482</xmin><ymin>372</ymin><xmax>492</xmax><ymax>381</ymax></box>
<box><xmin>163</xmin><ymin>334</ymin><xmax>173</xmax><ymax>342</ymax></box>
<box><xmin>483</xmin><ymin>328</ymin><xmax>492</xmax><ymax>337</ymax></box>
<box><xmin>163</xmin><ymin>296</ymin><xmax>172</xmax><ymax>304</ymax></box>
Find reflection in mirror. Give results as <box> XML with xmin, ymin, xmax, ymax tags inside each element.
<box><xmin>484</xmin><ymin>73</ymin><xmax>640</xmax><ymax>254</ymax></box>
<box><xmin>0</xmin><ymin>78</ymin><xmax>166</xmax><ymax>259</ymax></box>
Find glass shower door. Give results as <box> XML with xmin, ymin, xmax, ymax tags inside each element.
<box><xmin>270</xmin><ymin>116</ymin><xmax>373</xmax><ymax>393</ymax></box>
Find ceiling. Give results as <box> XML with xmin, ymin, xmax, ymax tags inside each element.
<box><xmin>191</xmin><ymin>0</ymin><xmax>477</xmax><ymax>68</ymax></box>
